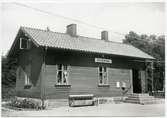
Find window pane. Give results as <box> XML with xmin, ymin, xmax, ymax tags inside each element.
<box><xmin>104</xmin><ymin>67</ymin><xmax>107</xmax><ymax>72</ymax></box>
<box><xmin>99</xmin><ymin>73</ymin><xmax>103</xmax><ymax>84</ymax></box>
<box><xmin>57</xmin><ymin>71</ymin><xmax>62</xmax><ymax>83</ymax></box>
<box><xmin>63</xmin><ymin>71</ymin><xmax>68</xmax><ymax>84</ymax></box>
<box><xmin>103</xmin><ymin>73</ymin><xmax>107</xmax><ymax>84</ymax></box>
<box><xmin>21</xmin><ymin>38</ymin><xmax>28</xmax><ymax>48</ymax></box>
<box><xmin>99</xmin><ymin>67</ymin><xmax>102</xmax><ymax>72</ymax></box>
<box><xmin>64</xmin><ymin>65</ymin><xmax>67</xmax><ymax>70</ymax></box>
<box><xmin>58</xmin><ymin>64</ymin><xmax>62</xmax><ymax>70</ymax></box>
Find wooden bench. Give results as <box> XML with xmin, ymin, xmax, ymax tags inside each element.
<box><xmin>68</xmin><ymin>94</ymin><xmax>95</xmax><ymax>107</ymax></box>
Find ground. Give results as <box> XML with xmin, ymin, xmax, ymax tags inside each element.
<box><xmin>2</xmin><ymin>102</ymin><xmax>165</xmax><ymax>117</ymax></box>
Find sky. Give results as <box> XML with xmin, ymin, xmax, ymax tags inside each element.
<box><xmin>1</xmin><ymin>2</ymin><xmax>165</xmax><ymax>55</ymax></box>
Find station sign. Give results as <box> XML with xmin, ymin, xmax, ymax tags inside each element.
<box><xmin>95</xmin><ymin>58</ymin><xmax>112</xmax><ymax>64</ymax></box>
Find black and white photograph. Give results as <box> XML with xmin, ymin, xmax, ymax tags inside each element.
<box><xmin>1</xmin><ymin>0</ymin><xmax>165</xmax><ymax>117</ymax></box>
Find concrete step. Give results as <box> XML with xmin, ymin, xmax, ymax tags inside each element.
<box><xmin>125</xmin><ymin>97</ymin><xmax>154</xmax><ymax>102</ymax></box>
<box><xmin>124</xmin><ymin>93</ymin><xmax>165</xmax><ymax>105</ymax></box>
<box><xmin>129</xmin><ymin>93</ymin><xmax>150</xmax><ymax>97</ymax></box>
<box><xmin>124</xmin><ymin>99</ymin><xmax>140</xmax><ymax>104</ymax></box>
<box><xmin>124</xmin><ymin>99</ymin><xmax>163</xmax><ymax>105</ymax></box>
<box><xmin>127</xmin><ymin>96</ymin><xmax>154</xmax><ymax>99</ymax></box>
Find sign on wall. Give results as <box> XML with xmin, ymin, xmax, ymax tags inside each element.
<box><xmin>95</xmin><ymin>58</ymin><xmax>112</xmax><ymax>64</ymax></box>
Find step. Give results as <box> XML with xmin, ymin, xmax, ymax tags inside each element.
<box><xmin>124</xmin><ymin>99</ymin><xmax>140</xmax><ymax>104</ymax></box>
<box><xmin>124</xmin><ymin>98</ymin><xmax>164</xmax><ymax>105</ymax></box>
<box><xmin>130</xmin><ymin>93</ymin><xmax>150</xmax><ymax>97</ymax></box>
<box><xmin>127</xmin><ymin>96</ymin><xmax>154</xmax><ymax>99</ymax></box>
<box><xmin>125</xmin><ymin>97</ymin><xmax>154</xmax><ymax>102</ymax></box>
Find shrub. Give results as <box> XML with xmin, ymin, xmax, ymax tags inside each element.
<box><xmin>8</xmin><ymin>98</ymin><xmax>46</xmax><ymax>110</ymax></box>
<box><xmin>2</xmin><ymin>85</ymin><xmax>16</xmax><ymax>100</ymax></box>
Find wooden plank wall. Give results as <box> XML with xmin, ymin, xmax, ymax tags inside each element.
<box><xmin>16</xmin><ymin>43</ymin><xmax>43</xmax><ymax>98</ymax></box>
<box><xmin>44</xmin><ymin>65</ymin><xmax>132</xmax><ymax>99</ymax></box>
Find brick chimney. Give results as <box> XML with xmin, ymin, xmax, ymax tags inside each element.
<box><xmin>66</xmin><ymin>24</ymin><xmax>77</xmax><ymax>36</ymax></box>
<box><xmin>101</xmin><ymin>31</ymin><xmax>108</xmax><ymax>41</ymax></box>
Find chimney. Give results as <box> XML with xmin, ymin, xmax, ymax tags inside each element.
<box><xmin>101</xmin><ymin>31</ymin><xmax>108</xmax><ymax>41</ymax></box>
<box><xmin>66</xmin><ymin>24</ymin><xmax>77</xmax><ymax>36</ymax></box>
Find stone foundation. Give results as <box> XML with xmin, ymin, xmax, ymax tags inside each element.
<box><xmin>15</xmin><ymin>96</ymin><xmax>128</xmax><ymax>109</ymax></box>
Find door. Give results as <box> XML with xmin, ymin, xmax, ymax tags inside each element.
<box><xmin>132</xmin><ymin>69</ymin><xmax>142</xmax><ymax>93</ymax></box>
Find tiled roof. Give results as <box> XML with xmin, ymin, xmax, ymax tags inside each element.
<box><xmin>21</xmin><ymin>27</ymin><xmax>154</xmax><ymax>59</ymax></box>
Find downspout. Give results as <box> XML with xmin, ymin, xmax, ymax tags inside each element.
<box><xmin>40</xmin><ymin>46</ymin><xmax>48</xmax><ymax>109</ymax></box>
<box><xmin>151</xmin><ymin>61</ymin><xmax>154</xmax><ymax>92</ymax></box>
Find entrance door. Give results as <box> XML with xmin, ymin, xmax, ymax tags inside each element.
<box><xmin>132</xmin><ymin>69</ymin><xmax>142</xmax><ymax>93</ymax></box>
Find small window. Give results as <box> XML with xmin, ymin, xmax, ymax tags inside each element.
<box><xmin>20</xmin><ymin>38</ymin><xmax>29</xmax><ymax>49</ymax></box>
<box><xmin>98</xmin><ymin>66</ymin><xmax>108</xmax><ymax>85</ymax></box>
<box><xmin>56</xmin><ymin>64</ymin><xmax>69</xmax><ymax>85</ymax></box>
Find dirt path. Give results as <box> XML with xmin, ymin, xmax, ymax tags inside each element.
<box><xmin>2</xmin><ymin>103</ymin><xmax>165</xmax><ymax>117</ymax></box>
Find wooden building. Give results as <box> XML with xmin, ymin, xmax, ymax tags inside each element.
<box><xmin>8</xmin><ymin>24</ymin><xmax>154</xmax><ymax>100</ymax></box>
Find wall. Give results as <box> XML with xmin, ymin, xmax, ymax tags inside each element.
<box><xmin>16</xmin><ymin>41</ymin><xmax>43</xmax><ymax>98</ymax></box>
<box><xmin>43</xmin><ymin>49</ymin><xmax>145</xmax><ymax>99</ymax></box>
<box><xmin>44</xmin><ymin>65</ymin><xmax>132</xmax><ymax>99</ymax></box>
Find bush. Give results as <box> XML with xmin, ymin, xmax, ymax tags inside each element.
<box><xmin>8</xmin><ymin>98</ymin><xmax>46</xmax><ymax>110</ymax></box>
<box><xmin>2</xmin><ymin>85</ymin><xmax>16</xmax><ymax>100</ymax></box>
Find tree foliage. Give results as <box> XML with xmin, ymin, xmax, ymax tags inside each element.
<box><xmin>2</xmin><ymin>56</ymin><xmax>18</xmax><ymax>99</ymax></box>
<box><xmin>123</xmin><ymin>31</ymin><xmax>165</xmax><ymax>91</ymax></box>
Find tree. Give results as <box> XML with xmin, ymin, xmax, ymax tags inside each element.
<box><xmin>2</xmin><ymin>55</ymin><xmax>18</xmax><ymax>99</ymax></box>
<box><xmin>123</xmin><ymin>31</ymin><xmax>165</xmax><ymax>91</ymax></box>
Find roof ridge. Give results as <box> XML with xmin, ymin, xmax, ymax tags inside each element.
<box><xmin>21</xmin><ymin>26</ymin><xmax>129</xmax><ymax>46</ymax></box>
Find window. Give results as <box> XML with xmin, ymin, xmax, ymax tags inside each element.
<box><xmin>57</xmin><ymin>64</ymin><xmax>69</xmax><ymax>85</ymax></box>
<box><xmin>98</xmin><ymin>66</ymin><xmax>108</xmax><ymax>85</ymax></box>
<box><xmin>24</xmin><ymin>71</ymin><xmax>31</xmax><ymax>89</ymax></box>
<box><xmin>24</xmin><ymin>64</ymin><xmax>32</xmax><ymax>89</ymax></box>
<box><xmin>25</xmin><ymin>73</ymin><xmax>30</xmax><ymax>85</ymax></box>
<box><xmin>20</xmin><ymin>38</ymin><xmax>29</xmax><ymax>49</ymax></box>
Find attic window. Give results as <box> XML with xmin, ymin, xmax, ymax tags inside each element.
<box><xmin>20</xmin><ymin>38</ymin><xmax>29</xmax><ymax>49</ymax></box>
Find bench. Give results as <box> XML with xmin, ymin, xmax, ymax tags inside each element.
<box><xmin>68</xmin><ymin>94</ymin><xmax>95</xmax><ymax>107</ymax></box>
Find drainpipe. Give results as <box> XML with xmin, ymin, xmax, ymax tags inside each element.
<box><xmin>151</xmin><ymin>61</ymin><xmax>154</xmax><ymax>92</ymax></box>
<box><xmin>40</xmin><ymin>46</ymin><xmax>47</xmax><ymax>109</ymax></box>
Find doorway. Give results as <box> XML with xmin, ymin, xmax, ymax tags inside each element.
<box><xmin>132</xmin><ymin>69</ymin><xmax>142</xmax><ymax>93</ymax></box>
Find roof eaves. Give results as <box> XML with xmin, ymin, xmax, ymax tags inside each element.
<box><xmin>7</xmin><ymin>27</ymin><xmax>22</xmax><ymax>58</ymax></box>
<box><xmin>41</xmin><ymin>44</ymin><xmax>155</xmax><ymax>60</ymax></box>
<box><xmin>126</xmin><ymin>44</ymin><xmax>155</xmax><ymax>60</ymax></box>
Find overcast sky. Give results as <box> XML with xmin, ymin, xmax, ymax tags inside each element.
<box><xmin>1</xmin><ymin>2</ymin><xmax>165</xmax><ymax>55</ymax></box>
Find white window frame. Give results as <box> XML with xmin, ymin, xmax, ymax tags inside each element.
<box><xmin>57</xmin><ymin>64</ymin><xmax>69</xmax><ymax>85</ymax></box>
<box><xmin>98</xmin><ymin>66</ymin><xmax>108</xmax><ymax>85</ymax></box>
<box><xmin>20</xmin><ymin>38</ymin><xmax>29</xmax><ymax>49</ymax></box>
